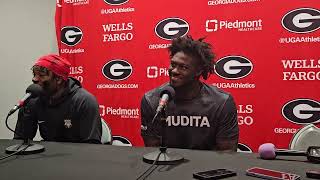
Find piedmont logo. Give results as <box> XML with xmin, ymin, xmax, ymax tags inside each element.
<box><xmin>155</xmin><ymin>18</ymin><xmax>189</xmax><ymax>40</ymax></box>
<box><xmin>57</xmin><ymin>0</ymin><xmax>89</xmax><ymax>6</ymax></box>
<box><xmin>61</xmin><ymin>26</ymin><xmax>83</xmax><ymax>46</ymax></box>
<box><xmin>102</xmin><ymin>60</ymin><xmax>132</xmax><ymax>81</ymax></box>
<box><xmin>146</xmin><ymin>66</ymin><xmax>169</xmax><ymax>78</ymax></box>
<box><xmin>282</xmin><ymin>99</ymin><xmax>320</xmax><ymax>124</ymax></box>
<box><xmin>104</xmin><ymin>0</ymin><xmax>129</xmax><ymax>5</ymax></box>
<box><xmin>99</xmin><ymin>105</ymin><xmax>139</xmax><ymax>119</ymax></box>
<box><xmin>206</xmin><ymin>19</ymin><xmax>262</xmax><ymax>32</ymax></box>
<box><xmin>282</xmin><ymin>8</ymin><xmax>320</xmax><ymax>34</ymax></box>
<box><xmin>214</xmin><ymin>56</ymin><xmax>253</xmax><ymax>79</ymax></box>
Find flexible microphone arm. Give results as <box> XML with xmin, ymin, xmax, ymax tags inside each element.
<box><xmin>276</xmin><ymin>149</ymin><xmax>307</xmax><ymax>156</ymax></box>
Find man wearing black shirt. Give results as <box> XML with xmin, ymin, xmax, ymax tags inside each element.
<box><xmin>14</xmin><ymin>54</ymin><xmax>102</xmax><ymax>144</ymax></box>
<box><xmin>141</xmin><ymin>35</ymin><xmax>239</xmax><ymax>151</ymax></box>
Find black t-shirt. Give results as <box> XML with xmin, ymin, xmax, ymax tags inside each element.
<box><xmin>141</xmin><ymin>83</ymin><xmax>239</xmax><ymax>150</ymax></box>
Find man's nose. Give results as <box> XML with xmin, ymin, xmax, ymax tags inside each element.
<box><xmin>32</xmin><ymin>76</ymin><xmax>39</xmax><ymax>84</ymax></box>
<box><xmin>170</xmin><ymin>66</ymin><xmax>180</xmax><ymax>75</ymax></box>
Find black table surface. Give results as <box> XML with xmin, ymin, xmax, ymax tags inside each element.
<box><xmin>0</xmin><ymin>139</ymin><xmax>318</xmax><ymax>180</ymax></box>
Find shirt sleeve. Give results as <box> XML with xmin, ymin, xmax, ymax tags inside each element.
<box><xmin>140</xmin><ymin>94</ymin><xmax>161</xmax><ymax>147</ymax></box>
<box><xmin>215</xmin><ymin>95</ymin><xmax>239</xmax><ymax>141</ymax></box>
<box><xmin>78</xmin><ymin>94</ymin><xmax>102</xmax><ymax>144</ymax></box>
<box><xmin>14</xmin><ymin>98</ymin><xmax>38</xmax><ymax>140</ymax></box>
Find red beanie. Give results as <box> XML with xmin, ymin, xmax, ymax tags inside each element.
<box><xmin>34</xmin><ymin>54</ymin><xmax>71</xmax><ymax>81</ymax></box>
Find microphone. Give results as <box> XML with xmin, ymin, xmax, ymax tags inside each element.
<box><xmin>156</xmin><ymin>85</ymin><xmax>175</xmax><ymax>114</ymax></box>
<box><xmin>5</xmin><ymin>84</ymin><xmax>45</xmax><ymax>155</ymax></box>
<box><xmin>258</xmin><ymin>143</ymin><xmax>307</xmax><ymax>160</ymax></box>
<box><xmin>143</xmin><ymin>85</ymin><xmax>183</xmax><ymax>165</ymax></box>
<box><xmin>8</xmin><ymin>84</ymin><xmax>43</xmax><ymax>116</ymax></box>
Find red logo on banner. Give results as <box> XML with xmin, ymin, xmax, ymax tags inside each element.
<box><xmin>104</xmin><ymin>0</ymin><xmax>129</xmax><ymax>5</ymax></box>
<box><xmin>155</xmin><ymin>18</ymin><xmax>189</xmax><ymax>40</ymax></box>
<box><xmin>282</xmin><ymin>8</ymin><xmax>320</xmax><ymax>33</ymax></box>
<box><xmin>282</xmin><ymin>99</ymin><xmax>320</xmax><ymax>124</ymax></box>
<box><xmin>237</xmin><ymin>143</ymin><xmax>253</xmax><ymax>153</ymax></box>
<box><xmin>61</xmin><ymin>26</ymin><xmax>83</xmax><ymax>46</ymax></box>
<box><xmin>215</xmin><ymin>56</ymin><xmax>253</xmax><ymax>79</ymax></box>
<box><xmin>102</xmin><ymin>60</ymin><xmax>133</xmax><ymax>81</ymax></box>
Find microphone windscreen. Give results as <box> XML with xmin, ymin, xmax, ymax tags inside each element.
<box><xmin>26</xmin><ymin>84</ymin><xmax>43</xmax><ymax>97</ymax></box>
<box><xmin>258</xmin><ymin>143</ymin><xmax>276</xmax><ymax>159</ymax></box>
<box><xmin>160</xmin><ymin>85</ymin><xmax>175</xmax><ymax>101</ymax></box>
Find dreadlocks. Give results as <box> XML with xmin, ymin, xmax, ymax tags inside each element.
<box><xmin>168</xmin><ymin>35</ymin><xmax>215</xmax><ymax>80</ymax></box>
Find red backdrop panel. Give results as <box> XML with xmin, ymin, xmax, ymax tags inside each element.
<box><xmin>55</xmin><ymin>0</ymin><xmax>320</xmax><ymax>152</ymax></box>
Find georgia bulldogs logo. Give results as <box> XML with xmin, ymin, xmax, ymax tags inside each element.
<box><xmin>155</xmin><ymin>18</ymin><xmax>189</xmax><ymax>40</ymax></box>
<box><xmin>61</xmin><ymin>26</ymin><xmax>83</xmax><ymax>46</ymax></box>
<box><xmin>237</xmin><ymin>143</ymin><xmax>252</xmax><ymax>153</ymax></box>
<box><xmin>111</xmin><ymin>135</ymin><xmax>132</xmax><ymax>146</ymax></box>
<box><xmin>104</xmin><ymin>0</ymin><xmax>129</xmax><ymax>5</ymax></box>
<box><xmin>214</xmin><ymin>56</ymin><xmax>253</xmax><ymax>79</ymax></box>
<box><xmin>282</xmin><ymin>8</ymin><xmax>320</xmax><ymax>33</ymax></box>
<box><xmin>102</xmin><ymin>60</ymin><xmax>132</xmax><ymax>81</ymax></box>
<box><xmin>282</xmin><ymin>99</ymin><xmax>320</xmax><ymax>124</ymax></box>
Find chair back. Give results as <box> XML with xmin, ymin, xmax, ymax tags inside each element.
<box><xmin>290</xmin><ymin>124</ymin><xmax>320</xmax><ymax>151</ymax></box>
<box><xmin>101</xmin><ymin>118</ymin><xmax>112</xmax><ymax>144</ymax></box>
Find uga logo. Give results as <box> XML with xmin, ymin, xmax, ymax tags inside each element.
<box><xmin>111</xmin><ymin>136</ymin><xmax>132</xmax><ymax>146</ymax></box>
<box><xmin>155</xmin><ymin>18</ymin><xmax>189</xmax><ymax>40</ymax></box>
<box><xmin>61</xmin><ymin>26</ymin><xmax>83</xmax><ymax>46</ymax></box>
<box><xmin>282</xmin><ymin>8</ymin><xmax>320</xmax><ymax>33</ymax></box>
<box><xmin>282</xmin><ymin>99</ymin><xmax>320</xmax><ymax>124</ymax></box>
<box><xmin>104</xmin><ymin>0</ymin><xmax>129</xmax><ymax>5</ymax></box>
<box><xmin>102</xmin><ymin>60</ymin><xmax>132</xmax><ymax>81</ymax></box>
<box><xmin>237</xmin><ymin>143</ymin><xmax>252</xmax><ymax>153</ymax></box>
<box><xmin>215</xmin><ymin>56</ymin><xmax>253</xmax><ymax>79</ymax></box>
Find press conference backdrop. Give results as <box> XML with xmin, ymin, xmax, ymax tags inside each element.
<box><xmin>55</xmin><ymin>0</ymin><xmax>320</xmax><ymax>152</ymax></box>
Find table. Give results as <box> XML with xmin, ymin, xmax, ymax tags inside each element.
<box><xmin>0</xmin><ymin>139</ymin><xmax>318</xmax><ymax>179</ymax></box>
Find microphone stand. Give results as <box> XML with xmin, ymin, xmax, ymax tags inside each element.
<box><xmin>143</xmin><ymin>109</ymin><xmax>184</xmax><ymax>165</ymax></box>
<box><xmin>5</xmin><ymin>108</ymin><xmax>45</xmax><ymax>155</ymax></box>
<box><xmin>6</xmin><ymin>139</ymin><xmax>45</xmax><ymax>155</ymax></box>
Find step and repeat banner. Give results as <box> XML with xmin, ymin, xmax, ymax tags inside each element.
<box><xmin>55</xmin><ymin>0</ymin><xmax>320</xmax><ymax>152</ymax></box>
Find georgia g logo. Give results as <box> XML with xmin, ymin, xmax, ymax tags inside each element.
<box><xmin>282</xmin><ymin>8</ymin><xmax>320</xmax><ymax>33</ymax></box>
<box><xmin>102</xmin><ymin>60</ymin><xmax>132</xmax><ymax>81</ymax></box>
<box><xmin>61</xmin><ymin>26</ymin><xmax>83</xmax><ymax>46</ymax></box>
<box><xmin>214</xmin><ymin>56</ymin><xmax>253</xmax><ymax>79</ymax></box>
<box><xmin>282</xmin><ymin>99</ymin><xmax>320</xmax><ymax>124</ymax></box>
<box><xmin>237</xmin><ymin>143</ymin><xmax>252</xmax><ymax>153</ymax></box>
<box><xmin>104</xmin><ymin>0</ymin><xmax>129</xmax><ymax>5</ymax></box>
<box><xmin>155</xmin><ymin>18</ymin><xmax>189</xmax><ymax>40</ymax></box>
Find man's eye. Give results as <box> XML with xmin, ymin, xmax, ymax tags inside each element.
<box><xmin>181</xmin><ymin>66</ymin><xmax>188</xmax><ymax>70</ymax></box>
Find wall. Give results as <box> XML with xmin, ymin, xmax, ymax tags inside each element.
<box><xmin>0</xmin><ymin>0</ymin><xmax>57</xmax><ymax>139</ymax></box>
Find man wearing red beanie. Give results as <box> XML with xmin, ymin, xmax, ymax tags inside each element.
<box><xmin>14</xmin><ymin>54</ymin><xmax>102</xmax><ymax>144</ymax></box>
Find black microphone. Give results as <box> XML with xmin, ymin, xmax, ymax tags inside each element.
<box><xmin>156</xmin><ymin>85</ymin><xmax>175</xmax><ymax>114</ymax></box>
<box><xmin>5</xmin><ymin>84</ymin><xmax>45</xmax><ymax>155</ymax></box>
<box><xmin>151</xmin><ymin>86</ymin><xmax>175</xmax><ymax>124</ymax></box>
<box><xmin>8</xmin><ymin>84</ymin><xmax>43</xmax><ymax>116</ymax></box>
<box><xmin>143</xmin><ymin>85</ymin><xmax>183</xmax><ymax>165</ymax></box>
